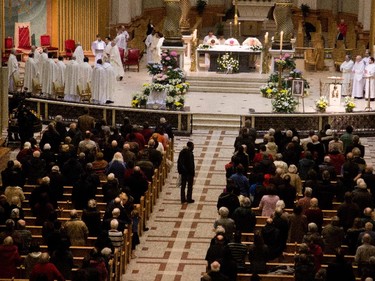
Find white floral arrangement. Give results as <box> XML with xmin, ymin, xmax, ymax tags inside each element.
<box><xmin>217</xmin><ymin>53</ymin><xmax>239</xmax><ymax>73</ymax></box>
<box><xmin>151</xmin><ymin>83</ymin><xmax>166</xmax><ymax>92</ymax></box>
<box><xmin>168</xmin><ymin>78</ymin><xmax>183</xmax><ymax>85</ymax></box>
<box><xmin>344</xmin><ymin>96</ymin><xmax>356</xmax><ymax>112</ymax></box>
<box><xmin>198</xmin><ymin>44</ymin><xmax>212</xmax><ymax>49</ymax></box>
<box><xmin>315</xmin><ymin>96</ymin><xmax>328</xmax><ymax>110</ymax></box>
<box><xmin>250</xmin><ymin>45</ymin><xmax>263</xmax><ymax>51</ymax></box>
<box><xmin>260</xmin><ymin>82</ymin><xmax>279</xmax><ymax>98</ymax></box>
<box><xmin>131</xmin><ymin>93</ymin><xmax>148</xmax><ymax>107</ymax></box>
<box><xmin>152</xmin><ymin>73</ymin><xmax>169</xmax><ymax>84</ymax></box>
<box><xmin>271</xmin><ymin>89</ymin><xmax>298</xmax><ymax>113</ymax></box>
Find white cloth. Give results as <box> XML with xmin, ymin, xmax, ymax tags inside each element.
<box><xmin>340</xmin><ymin>59</ymin><xmax>354</xmax><ymax>96</ymax></box>
<box><xmin>64</xmin><ymin>60</ymin><xmax>80</xmax><ymax>101</ymax></box>
<box><xmin>73</xmin><ymin>45</ymin><xmax>85</xmax><ymax>64</ymax></box>
<box><xmin>77</xmin><ymin>62</ymin><xmax>93</xmax><ymax>91</ymax></box>
<box><xmin>55</xmin><ymin>60</ymin><xmax>66</xmax><ymax>85</ymax></box>
<box><xmin>351</xmin><ymin>61</ymin><xmax>365</xmax><ymax>98</ymax></box>
<box><xmin>109</xmin><ymin>45</ymin><xmax>124</xmax><ymax>79</ymax></box>
<box><xmin>104</xmin><ymin>42</ymin><xmax>112</xmax><ymax>60</ymax></box>
<box><xmin>203</xmin><ymin>35</ymin><xmax>217</xmax><ymax>44</ymax></box>
<box><xmin>242</xmin><ymin>37</ymin><xmax>262</xmax><ymax>47</ymax></box>
<box><xmin>91</xmin><ymin>64</ymin><xmax>106</xmax><ymax>103</ymax></box>
<box><xmin>7</xmin><ymin>54</ymin><xmax>19</xmax><ymax>92</ymax></box>
<box><xmin>362</xmin><ymin>56</ymin><xmax>370</xmax><ymax>66</ymax></box>
<box><xmin>156</xmin><ymin>37</ymin><xmax>164</xmax><ymax>62</ymax></box>
<box><xmin>224</xmin><ymin>38</ymin><xmax>240</xmax><ymax>46</ymax></box>
<box><xmin>33</xmin><ymin>49</ymin><xmax>41</xmax><ymax>63</ymax></box>
<box><xmin>150</xmin><ymin>35</ymin><xmax>161</xmax><ymax>63</ymax></box>
<box><xmin>145</xmin><ymin>33</ymin><xmax>153</xmax><ymax>64</ymax></box>
<box><xmin>203</xmin><ymin>35</ymin><xmax>218</xmax><ymax>67</ymax></box>
<box><xmin>24</xmin><ymin>57</ymin><xmax>39</xmax><ymax>92</ymax></box>
<box><xmin>91</xmin><ymin>40</ymin><xmax>106</xmax><ymax>63</ymax></box>
<box><xmin>102</xmin><ymin>62</ymin><xmax>116</xmax><ymax>103</ymax></box>
<box><xmin>38</xmin><ymin>52</ymin><xmax>48</xmax><ymax>82</ymax></box>
<box><xmin>364</xmin><ymin>63</ymin><xmax>375</xmax><ymax>99</ymax></box>
<box><xmin>41</xmin><ymin>58</ymin><xmax>57</xmax><ymax>95</ymax></box>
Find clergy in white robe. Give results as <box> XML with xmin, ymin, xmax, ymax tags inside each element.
<box><xmin>340</xmin><ymin>55</ymin><xmax>354</xmax><ymax>96</ymax></box>
<box><xmin>77</xmin><ymin>57</ymin><xmax>93</xmax><ymax>92</ymax></box>
<box><xmin>150</xmin><ymin>32</ymin><xmax>161</xmax><ymax>63</ymax></box>
<box><xmin>145</xmin><ymin>31</ymin><xmax>154</xmax><ymax>64</ymax></box>
<box><xmin>109</xmin><ymin>42</ymin><xmax>124</xmax><ymax>80</ymax></box>
<box><xmin>7</xmin><ymin>50</ymin><xmax>19</xmax><ymax>92</ymax></box>
<box><xmin>41</xmin><ymin>53</ymin><xmax>57</xmax><ymax>96</ymax></box>
<box><xmin>91</xmin><ymin>59</ymin><xmax>107</xmax><ymax>104</ymax></box>
<box><xmin>362</xmin><ymin>50</ymin><xmax>370</xmax><ymax>66</ymax></box>
<box><xmin>364</xmin><ymin>57</ymin><xmax>375</xmax><ymax>100</ymax></box>
<box><xmin>203</xmin><ymin>31</ymin><xmax>218</xmax><ymax>67</ymax></box>
<box><xmin>73</xmin><ymin>43</ymin><xmax>84</xmax><ymax>64</ymax></box>
<box><xmin>31</xmin><ymin>46</ymin><xmax>41</xmax><ymax>63</ymax></box>
<box><xmin>38</xmin><ymin>49</ymin><xmax>48</xmax><ymax>83</ymax></box>
<box><xmin>64</xmin><ymin>57</ymin><xmax>80</xmax><ymax>101</ymax></box>
<box><xmin>55</xmin><ymin>56</ymin><xmax>66</xmax><ymax>85</ymax></box>
<box><xmin>351</xmin><ymin>55</ymin><xmax>365</xmax><ymax>99</ymax></box>
<box><xmin>102</xmin><ymin>59</ymin><xmax>116</xmax><ymax>103</ymax></box>
<box><xmin>91</xmin><ymin>35</ymin><xmax>106</xmax><ymax>63</ymax></box>
<box><xmin>115</xmin><ymin>27</ymin><xmax>127</xmax><ymax>64</ymax></box>
<box><xmin>24</xmin><ymin>53</ymin><xmax>39</xmax><ymax>93</ymax></box>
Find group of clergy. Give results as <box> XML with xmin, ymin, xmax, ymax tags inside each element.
<box><xmin>145</xmin><ymin>29</ymin><xmax>165</xmax><ymax>64</ymax></box>
<box><xmin>340</xmin><ymin>50</ymin><xmax>375</xmax><ymax>100</ymax></box>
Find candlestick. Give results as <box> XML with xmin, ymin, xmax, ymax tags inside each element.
<box><xmin>229</xmin><ymin>22</ymin><xmax>232</xmax><ymax>37</ymax></box>
<box><xmin>265</xmin><ymin>32</ymin><xmax>269</xmax><ymax>44</ymax></box>
<box><xmin>239</xmin><ymin>22</ymin><xmax>241</xmax><ymax>37</ymax></box>
<box><xmin>280</xmin><ymin>31</ymin><xmax>284</xmax><ymax>53</ymax></box>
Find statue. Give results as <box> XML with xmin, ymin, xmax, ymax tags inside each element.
<box><xmin>272</xmin><ymin>0</ymin><xmax>294</xmax><ymax>50</ymax></box>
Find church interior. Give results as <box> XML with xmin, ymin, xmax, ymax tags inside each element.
<box><xmin>1</xmin><ymin>1</ymin><xmax>375</xmax><ymax>281</ymax></box>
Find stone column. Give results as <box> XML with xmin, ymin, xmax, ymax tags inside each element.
<box><xmin>272</xmin><ymin>0</ymin><xmax>294</xmax><ymax>50</ymax></box>
<box><xmin>113</xmin><ymin>0</ymin><xmax>132</xmax><ymax>24</ymax></box>
<box><xmin>370</xmin><ymin>0</ymin><xmax>375</xmax><ymax>54</ymax></box>
<box><xmin>163</xmin><ymin>0</ymin><xmax>183</xmax><ymax>46</ymax></box>
<box><xmin>0</xmin><ymin>67</ymin><xmax>9</xmax><ymax>140</ymax></box>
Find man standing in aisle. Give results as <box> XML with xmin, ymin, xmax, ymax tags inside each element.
<box><xmin>178</xmin><ymin>141</ymin><xmax>195</xmax><ymax>204</ymax></box>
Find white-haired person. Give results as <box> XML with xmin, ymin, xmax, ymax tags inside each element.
<box><xmin>105</xmin><ymin>151</ymin><xmax>126</xmax><ymax>186</ymax></box>
<box><xmin>214</xmin><ymin>207</ymin><xmax>236</xmax><ymax>242</ymax></box>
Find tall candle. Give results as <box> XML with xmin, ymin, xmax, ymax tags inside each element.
<box><xmin>230</xmin><ymin>22</ymin><xmax>232</xmax><ymax>37</ymax></box>
<box><xmin>280</xmin><ymin>31</ymin><xmax>284</xmax><ymax>52</ymax></box>
<box><xmin>265</xmin><ymin>32</ymin><xmax>269</xmax><ymax>44</ymax></box>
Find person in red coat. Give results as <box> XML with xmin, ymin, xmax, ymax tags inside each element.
<box><xmin>0</xmin><ymin>236</ymin><xmax>23</xmax><ymax>278</ymax></box>
<box><xmin>29</xmin><ymin>252</ymin><xmax>65</xmax><ymax>281</ymax></box>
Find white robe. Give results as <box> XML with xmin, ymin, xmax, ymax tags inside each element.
<box><xmin>340</xmin><ymin>59</ymin><xmax>354</xmax><ymax>96</ymax></box>
<box><xmin>109</xmin><ymin>45</ymin><xmax>124</xmax><ymax>79</ymax></box>
<box><xmin>104</xmin><ymin>42</ymin><xmax>112</xmax><ymax>61</ymax></box>
<box><xmin>38</xmin><ymin>52</ymin><xmax>48</xmax><ymax>82</ymax></box>
<box><xmin>77</xmin><ymin>62</ymin><xmax>93</xmax><ymax>91</ymax></box>
<box><xmin>351</xmin><ymin>61</ymin><xmax>365</xmax><ymax>98</ymax></box>
<box><xmin>33</xmin><ymin>50</ymin><xmax>41</xmax><ymax>63</ymax></box>
<box><xmin>102</xmin><ymin>62</ymin><xmax>116</xmax><ymax>103</ymax></box>
<box><xmin>364</xmin><ymin>63</ymin><xmax>375</xmax><ymax>99</ymax></box>
<box><xmin>24</xmin><ymin>57</ymin><xmax>39</xmax><ymax>92</ymax></box>
<box><xmin>73</xmin><ymin>46</ymin><xmax>84</xmax><ymax>64</ymax></box>
<box><xmin>64</xmin><ymin>60</ymin><xmax>80</xmax><ymax>101</ymax></box>
<box><xmin>150</xmin><ymin>35</ymin><xmax>161</xmax><ymax>63</ymax></box>
<box><xmin>55</xmin><ymin>61</ymin><xmax>66</xmax><ymax>85</ymax></box>
<box><xmin>145</xmin><ymin>33</ymin><xmax>153</xmax><ymax>64</ymax></box>
<box><xmin>203</xmin><ymin>35</ymin><xmax>218</xmax><ymax>67</ymax></box>
<box><xmin>7</xmin><ymin>54</ymin><xmax>19</xmax><ymax>92</ymax></box>
<box><xmin>115</xmin><ymin>33</ymin><xmax>126</xmax><ymax>50</ymax></box>
<box><xmin>91</xmin><ymin>64</ymin><xmax>106</xmax><ymax>104</ymax></box>
<box><xmin>41</xmin><ymin>58</ymin><xmax>57</xmax><ymax>95</ymax></box>
<box><xmin>91</xmin><ymin>40</ymin><xmax>106</xmax><ymax>63</ymax></box>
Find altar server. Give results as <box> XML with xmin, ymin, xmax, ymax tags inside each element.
<box><xmin>109</xmin><ymin>41</ymin><xmax>124</xmax><ymax>81</ymax></box>
<box><xmin>151</xmin><ymin>32</ymin><xmax>164</xmax><ymax>63</ymax></box>
<box><xmin>31</xmin><ymin>45</ymin><xmax>41</xmax><ymax>63</ymax></box>
<box><xmin>91</xmin><ymin>34</ymin><xmax>106</xmax><ymax>63</ymax></box>
<box><xmin>7</xmin><ymin>49</ymin><xmax>20</xmax><ymax>92</ymax></box>
<box><xmin>104</xmin><ymin>36</ymin><xmax>112</xmax><ymax>60</ymax></box>
<box><xmin>38</xmin><ymin>48</ymin><xmax>48</xmax><ymax>79</ymax></box>
<box><xmin>340</xmin><ymin>55</ymin><xmax>354</xmax><ymax>96</ymax></box>
<box><xmin>24</xmin><ymin>53</ymin><xmax>39</xmax><ymax>93</ymax></box>
<box><xmin>55</xmin><ymin>56</ymin><xmax>66</xmax><ymax>85</ymax></box>
<box><xmin>351</xmin><ymin>55</ymin><xmax>365</xmax><ymax>99</ymax></box>
<box><xmin>77</xmin><ymin>56</ymin><xmax>93</xmax><ymax>93</ymax></box>
<box><xmin>92</xmin><ymin>59</ymin><xmax>115</xmax><ymax>104</ymax></box>
<box><xmin>64</xmin><ymin>57</ymin><xmax>80</xmax><ymax>101</ymax></box>
<box><xmin>364</xmin><ymin>56</ymin><xmax>375</xmax><ymax>100</ymax></box>
<box><xmin>145</xmin><ymin>29</ymin><xmax>154</xmax><ymax>64</ymax></box>
<box><xmin>73</xmin><ymin>43</ymin><xmax>85</xmax><ymax>64</ymax></box>
<box><xmin>41</xmin><ymin>53</ymin><xmax>57</xmax><ymax>96</ymax></box>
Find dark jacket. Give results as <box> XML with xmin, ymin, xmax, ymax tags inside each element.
<box><xmin>177</xmin><ymin>147</ymin><xmax>195</xmax><ymax>176</ymax></box>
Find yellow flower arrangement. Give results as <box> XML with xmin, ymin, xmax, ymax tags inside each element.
<box><xmin>344</xmin><ymin>96</ymin><xmax>355</xmax><ymax>112</ymax></box>
<box><xmin>315</xmin><ymin>96</ymin><xmax>328</xmax><ymax>110</ymax></box>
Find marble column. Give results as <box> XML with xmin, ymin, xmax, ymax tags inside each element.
<box><xmin>163</xmin><ymin>0</ymin><xmax>183</xmax><ymax>46</ymax></box>
<box><xmin>113</xmin><ymin>0</ymin><xmax>132</xmax><ymax>24</ymax></box>
<box><xmin>272</xmin><ymin>0</ymin><xmax>294</xmax><ymax>51</ymax></box>
<box><xmin>371</xmin><ymin>0</ymin><xmax>375</xmax><ymax>54</ymax></box>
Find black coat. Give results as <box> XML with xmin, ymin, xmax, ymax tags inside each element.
<box><xmin>177</xmin><ymin>148</ymin><xmax>195</xmax><ymax>176</ymax></box>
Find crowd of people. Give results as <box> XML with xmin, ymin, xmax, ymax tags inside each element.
<box><xmin>0</xmin><ymin>109</ymin><xmax>174</xmax><ymax>280</ymax></box>
<box><xmin>203</xmin><ymin>120</ymin><xmax>375</xmax><ymax>281</ymax></box>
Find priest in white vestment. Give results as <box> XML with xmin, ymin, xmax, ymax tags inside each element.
<box><xmin>103</xmin><ymin>37</ymin><xmax>113</xmax><ymax>61</ymax></box>
<box><xmin>150</xmin><ymin>32</ymin><xmax>161</xmax><ymax>63</ymax></box>
<box><xmin>340</xmin><ymin>55</ymin><xmax>354</xmax><ymax>96</ymax></box>
<box><xmin>364</xmin><ymin>56</ymin><xmax>375</xmax><ymax>100</ymax></box>
<box><xmin>91</xmin><ymin>59</ymin><xmax>107</xmax><ymax>104</ymax></box>
<box><xmin>145</xmin><ymin>30</ymin><xmax>154</xmax><ymax>64</ymax></box>
<box><xmin>7</xmin><ymin>50</ymin><xmax>20</xmax><ymax>92</ymax></box>
<box><xmin>24</xmin><ymin>53</ymin><xmax>39</xmax><ymax>93</ymax></box>
<box><xmin>77</xmin><ymin>57</ymin><xmax>93</xmax><ymax>93</ymax></box>
<box><xmin>91</xmin><ymin>34</ymin><xmax>106</xmax><ymax>63</ymax></box>
<box><xmin>102</xmin><ymin>58</ymin><xmax>116</xmax><ymax>104</ymax></box>
<box><xmin>351</xmin><ymin>55</ymin><xmax>365</xmax><ymax>99</ymax></box>
<box><xmin>38</xmin><ymin>49</ymin><xmax>48</xmax><ymax>83</ymax></box>
<box><xmin>64</xmin><ymin>57</ymin><xmax>80</xmax><ymax>101</ymax></box>
<box><xmin>41</xmin><ymin>53</ymin><xmax>57</xmax><ymax>96</ymax></box>
<box><xmin>203</xmin><ymin>31</ymin><xmax>218</xmax><ymax>67</ymax></box>
<box><xmin>109</xmin><ymin>42</ymin><xmax>124</xmax><ymax>81</ymax></box>
<box><xmin>115</xmin><ymin>26</ymin><xmax>127</xmax><ymax>64</ymax></box>
<box><xmin>55</xmin><ymin>56</ymin><xmax>66</xmax><ymax>85</ymax></box>
<box><xmin>73</xmin><ymin>43</ymin><xmax>85</xmax><ymax>64</ymax></box>
<box><xmin>31</xmin><ymin>46</ymin><xmax>41</xmax><ymax>63</ymax></box>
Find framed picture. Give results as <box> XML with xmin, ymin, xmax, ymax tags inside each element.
<box><xmin>292</xmin><ymin>79</ymin><xmax>304</xmax><ymax>96</ymax></box>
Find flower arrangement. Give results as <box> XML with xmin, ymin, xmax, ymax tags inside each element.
<box><xmin>166</xmin><ymin>68</ymin><xmax>185</xmax><ymax>81</ymax></box>
<box><xmin>315</xmin><ymin>96</ymin><xmax>328</xmax><ymax>111</ymax></box>
<box><xmin>151</xmin><ymin>83</ymin><xmax>166</xmax><ymax>92</ymax></box>
<box><xmin>250</xmin><ymin>45</ymin><xmax>263</xmax><ymax>51</ymax></box>
<box><xmin>198</xmin><ymin>44</ymin><xmax>212</xmax><ymax>49</ymax></box>
<box><xmin>217</xmin><ymin>53</ymin><xmax>239</xmax><ymax>73</ymax></box>
<box><xmin>161</xmin><ymin>49</ymin><xmax>178</xmax><ymax>68</ymax></box>
<box><xmin>131</xmin><ymin>93</ymin><xmax>148</xmax><ymax>108</ymax></box>
<box><xmin>271</xmin><ymin>89</ymin><xmax>298</xmax><ymax>113</ymax></box>
<box><xmin>260</xmin><ymin>82</ymin><xmax>279</xmax><ymax>98</ymax></box>
<box><xmin>344</xmin><ymin>96</ymin><xmax>356</xmax><ymax>112</ymax></box>
<box><xmin>152</xmin><ymin>73</ymin><xmax>169</xmax><ymax>84</ymax></box>
<box><xmin>275</xmin><ymin>53</ymin><xmax>296</xmax><ymax>71</ymax></box>
<box><xmin>147</xmin><ymin>63</ymin><xmax>163</xmax><ymax>75</ymax></box>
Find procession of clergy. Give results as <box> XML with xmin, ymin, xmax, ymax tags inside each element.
<box><xmin>7</xmin><ymin>26</ymin><xmax>130</xmax><ymax>104</ymax></box>
<box><xmin>340</xmin><ymin>50</ymin><xmax>375</xmax><ymax>100</ymax></box>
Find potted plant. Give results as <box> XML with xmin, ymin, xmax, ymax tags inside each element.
<box><xmin>271</xmin><ymin>89</ymin><xmax>298</xmax><ymax>113</ymax></box>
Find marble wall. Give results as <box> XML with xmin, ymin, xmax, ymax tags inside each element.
<box><xmin>4</xmin><ymin>0</ymin><xmax>47</xmax><ymax>46</ymax></box>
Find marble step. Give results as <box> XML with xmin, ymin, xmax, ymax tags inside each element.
<box><xmin>187</xmin><ymin>79</ymin><xmax>265</xmax><ymax>94</ymax></box>
<box><xmin>193</xmin><ymin>114</ymin><xmax>241</xmax><ymax>131</ymax></box>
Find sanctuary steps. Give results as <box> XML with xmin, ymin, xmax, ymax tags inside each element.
<box><xmin>192</xmin><ymin>113</ymin><xmax>241</xmax><ymax>131</ymax></box>
<box><xmin>186</xmin><ymin>73</ymin><xmax>267</xmax><ymax>94</ymax></box>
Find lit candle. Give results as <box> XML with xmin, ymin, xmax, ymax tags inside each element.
<box><xmin>265</xmin><ymin>32</ymin><xmax>269</xmax><ymax>44</ymax></box>
<box><xmin>239</xmin><ymin>22</ymin><xmax>241</xmax><ymax>37</ymax></box>
<box><xmin>230</xmin><ymin>22</ymin><xmax>232</xmax><ymax>37</ymax></box>
<box><xmin>280</xmin><ymin>31</ymin><xmax>284</xmax><ymax>52</ymax></box>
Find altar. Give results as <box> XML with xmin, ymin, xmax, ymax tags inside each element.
<box><xmin>197</xmin><ymin>46</ymin><xmax>262</xmax><ymax>73</ymax></box>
